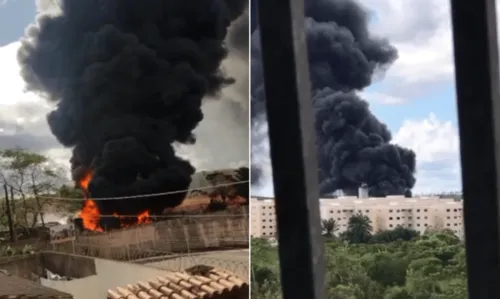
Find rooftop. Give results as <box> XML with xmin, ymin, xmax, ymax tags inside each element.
<box><xmin>0</xmin><ymin>270</ymin><xmax>73</xmax><ymax>299</ymax></box>
<box><xmin>107</xmin><ymin>267</ymin><xmax>248</xmax><ymax>299</ymax></box>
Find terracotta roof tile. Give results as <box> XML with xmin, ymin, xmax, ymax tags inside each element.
<box><xmin>107</xmin><ymin>268</ymin><xmax>248</xmax><ymax>299</ymax></box>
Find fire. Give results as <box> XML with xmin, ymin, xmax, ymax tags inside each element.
<box><xmin>78</xmin><ymin>171</ymin><xmax>103</xmax><ymax>232</ymax></box>
<box><xmin>112</xmin><ymin>210</ymin><xmax>151</xmax><ymax>228</ymax></box>
<box><xmin>80</xmin><ymin>199</ymin><xmax>103</xmax><ymax>232</ymax></box>
<box><xmin>137</xmin><ymin>210</ymin><xmax>150</xmax><ymax>224</ymax></box>
<box><xmin>77</xmin><ymin>171</ymin><xmax>150</xmax><ymax>232</ymax></box>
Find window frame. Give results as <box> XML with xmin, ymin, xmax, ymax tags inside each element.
<box><xmin>256</xmin><ymin>0</ymin><xmax>500</xmax><ymax>298</ymax></box>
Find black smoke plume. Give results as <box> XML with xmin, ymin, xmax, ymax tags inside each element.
<box><xmin>18</xmin><ymin>0</ymin><xmax>246</xmax><ymax>224</ymax></box>
<box><xmin>251</xmin><ymin>0</ymin><xmax>416</xmax><ymax>197</ymax></box>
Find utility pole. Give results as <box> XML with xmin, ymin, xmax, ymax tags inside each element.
<box><xmin>4</xmin><ymin>184</ymin><xmax>15</xmax><ymax>242</ymax></box>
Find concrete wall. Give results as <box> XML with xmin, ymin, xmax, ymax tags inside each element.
<box><xmin>0</xmin><ymin>254</ymin><xmax>40</xmax><ymax>281</ymax></box>
<box><xmin>41</xmin><ymin>257</ymin><xmax>170</xmax><ymax>299</ymax></box>
<box><xmin>40</xmin><ymin>252</ymin><xmax>96</xmax><ymax>278</ymax></box>
<box><xmin>53</xmin><ymin>215</ymin><xmax>249</xmax><ymax>260</ymax></box>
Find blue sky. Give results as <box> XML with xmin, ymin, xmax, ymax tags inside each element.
<box><xmin>0</xmin><ymin>0</ymin><xmax>463</xmax><ymax>194</ymax></box>
<box><xmin>253</xmin><ymin>0</ymin><xmax>463</xmax><ymax>195</ymax></box>
<box><xmin>0</xmin><ymin>1</ymin><xmax>35</xmax><ymax>46</ymax></box>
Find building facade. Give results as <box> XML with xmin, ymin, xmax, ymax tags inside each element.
<box><xmin>250</xmin><ymin>196</ymin><xmax>463</xmax><ymax>238</ymax></box>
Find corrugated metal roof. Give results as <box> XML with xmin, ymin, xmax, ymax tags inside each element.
<box><xmin>107</xmin><ymin>268</ymin><xmax>248</xmax><ymax>299</ymax></box>
<box><xmin>0</xmin><ymin>270</ymin><xmax>73</xmax><ymax>299</ymax></box>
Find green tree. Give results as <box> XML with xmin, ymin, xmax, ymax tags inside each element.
<box><xmin>0</xmin><ymin>148</ymin><xmax>64</xmax><ymax>231</ymax></box>
<box><xmin>251</xmin><ymin>228</ymin><xmax>468</xmax><ymax>299</ymax></box>
<box><xmin>371</xmin><ymin>226</ymin><xmax>419</xmax><ymax>243</ymax></box>
<box><xmin>343</xmin><ymin>213</ymin><xmax>373</xmax><ymax>244</ymax></box>
<box><xmin>322</xmin><ymin>218</ymin><xmax>339</xmax><ymax>237</ymax></box>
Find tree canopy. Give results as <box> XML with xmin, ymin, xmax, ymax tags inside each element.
<box><xmin>252</xmin><ymin>225</ymin><xmax>468</xmax><ymax>299</ymax></box>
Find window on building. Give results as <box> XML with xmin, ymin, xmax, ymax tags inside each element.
<box><xmin>389</xmin><ymin>217</ymin><xmax>393</xmax><ymax>220</ymax></box>
<box><xmin>396</xmin><ymin>217</ymin><xmax>400</xmax><ymax>220</ymax></box>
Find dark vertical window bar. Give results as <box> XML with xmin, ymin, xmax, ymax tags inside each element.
<box><xmin>450</xmin><ymin>0</ymin><xmax>500</xmax><ymax>297</ymax></box>
<box><xmin>257</xmin><ymin>0</ymin><xmax>327</xmax><ymax>298</ymax></box>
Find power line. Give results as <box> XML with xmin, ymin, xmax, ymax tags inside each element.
<box><xmin>81</xmin><ymin>213</ymin><xmax>248</xmax><ymax>219</ymax></box>
<box><xmin>37</xmin><ymin>180</ymin><xmax>249</xmax><ymax>201</ymax></box>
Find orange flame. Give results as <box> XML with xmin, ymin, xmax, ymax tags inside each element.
<box><xmin>77</xmin><ymin>171</ymin><xmax>150</xmax><ymax>231</ymax></box>
<box><xmin>111</xmin><ymin>210</ymin><xmax>150</xmax><ymax>228</ymax></box>
<box><xmin>78</xmin><ymin>172</ymin><xmax>103</xmax><ymax>232</ymax></box>
<box><xmin>137</xmin><ymin>210</ymin><xmax>150</xmax><ymax>224</ymax></box>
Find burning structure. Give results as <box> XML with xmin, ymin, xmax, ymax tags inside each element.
<box><xmin>18</xmin><ymin>0</ymin><xmax>248</xmax><ymax>231</ymax></box>
<box><xmin>251</xmin><ymin>0</ymin><xmax>417</xmax><ymax>197</ymax></box>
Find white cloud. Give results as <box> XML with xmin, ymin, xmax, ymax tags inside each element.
<box><xmin>363</xmin><ymin>0</ymin><xmax>462</xmax><ymax>194</ymax></box>
<box><xmin>393</xmin><ymin>113</ymin><xmax>461</xmax><ymax>193</ymax></box>
<box><xmin>363</xmin><ymin>0</ymin><xmax>455</xmax><ymax>97</ymax></box>
<box><xmin>358</xmin><ymin>91</ymin><xmax>406</xmax><ymax>105</ymax></box>
<box><xmin>0</xmin><ymin>41</ymin><xmax>62</xmax><ymax>152</ymax></box>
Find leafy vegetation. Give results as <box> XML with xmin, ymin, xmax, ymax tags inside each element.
<box><xmin>252</xmin><ymin>215</ymin><xmax>468</xmax><ymax>299</ymax></box>
<box><xmin>0</xmin><ymin>148</ymin><xmax>82</xmax><ymax>241</ymax></box>
<box><xmin>0</xmin><ymin>244</ymin><xmax>35</xmax><ymax>257</ymax></box>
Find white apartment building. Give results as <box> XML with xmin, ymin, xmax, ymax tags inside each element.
<box><xmin>250</xmin><ymin>195</ymin><xmax>464</xmax><ymax>238</ymax></box>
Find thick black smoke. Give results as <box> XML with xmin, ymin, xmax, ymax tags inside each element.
<box><xmin>18</xmin><ymin>0</ymin><xmax>246</xmax><ymax>223</ymax></box>
<box><xmin>251</xmin><ymin>0</ymin><xmax>416</xmax><ymax>197</ymax></box>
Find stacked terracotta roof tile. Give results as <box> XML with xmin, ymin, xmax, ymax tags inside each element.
<box><xmin>107</xmin><ymin>268</ymin><xmax>249</xmax><ymax>299</ymax></box>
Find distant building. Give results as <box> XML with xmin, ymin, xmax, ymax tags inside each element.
<box><xmin>250</xmin><ymin>195</ymin><xmax>464</xmax><ymax>238</ymax></box>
